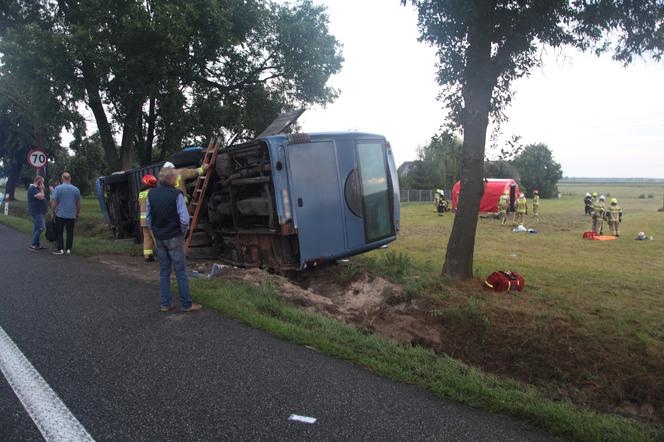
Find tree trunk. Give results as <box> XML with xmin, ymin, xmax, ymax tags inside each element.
<box><xmin>118</xmin><ymin>99</ymin><xmax>144</xmax><ymax>170</ymax></box>
<box><xmin>81</xmin><ymin>61</ymin><xmax>118</xmax><ymax>172</ymax></box>
<box><xmin>4</xmin><ymin>150</ymin><xmax>24</xmax><ymax>201</ymax></box>
<box><xmin>442</xmin><ymin>3</ymin><xmax>495</xmax><ymax>279</ymax></box>
<box><xmin>140</xmin><ymin>96</ymin><xmax>156</xmax><ymax>165</ymax></box>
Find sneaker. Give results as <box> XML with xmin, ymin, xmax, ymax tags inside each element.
<box><xmin>52</xmin><ymin>250</ymin><xmax>65</xmax><ymax>255</ymax></box>
<box><xmin>181</xmin><ymin>303</ymin><xmax>202</xmax><ymax>312</ymax></box>
<box><xmin>29</xmin><ymin>246</ymin><xmax>38</xmax><ymax>251</ymax></box>
<box><xmin>160</xmin><ymin>305</ymin><xmax>176</xmax><ymax>312</ymax></box>
<box><xmin>66</xmin><ymin>249</ymin><xmax>71</xmax><ymax>255</ymax></box>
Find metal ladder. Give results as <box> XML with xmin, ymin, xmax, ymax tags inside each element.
<box><xmin>184</xmin><ymin>137</ymin><xmax>222</xmax><ymax>254</ymax></box>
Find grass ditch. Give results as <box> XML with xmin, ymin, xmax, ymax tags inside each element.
<box><xmin>191</xmin><ymin>276</ymin><xmax>662</xmax><ymax>442</ymax></box>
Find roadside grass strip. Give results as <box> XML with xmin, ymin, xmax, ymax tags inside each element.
<box><xmin>191</xmin><ymin>278</ymin><xmax>663</xmax><ymax>442</ymax></box>
<box><xmin>0</xmin><ymin>326</ymin><xmax>94</xmax><ymax>442</ymax></box>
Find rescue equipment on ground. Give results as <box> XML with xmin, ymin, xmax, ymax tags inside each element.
<box><xmin>484</xmin><ymin>271</ymin><xmax>525</xmax><ymax>292</ymax></box>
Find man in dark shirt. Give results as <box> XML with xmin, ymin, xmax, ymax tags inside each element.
<box><xmin>146</xmin><ymin>167</ymin><xmax>201</xmax><ymax>313</ymax></box>
<box><xmin>27</xmin><ymin>176</ymin><xmax>48</xmax><ymax>251</ymax></box>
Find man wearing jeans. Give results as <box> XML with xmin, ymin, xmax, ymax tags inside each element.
<box><xmin>146</xmin><ymin>167</ymin><xmax>201</xmax><ymax>313</ymax></box>
<box><xmin>50</xmin><ymin>172</ymin><xmax>81</xmax><ymax>255</ymax></box>
<box><xmin>27</xmin><ymin>176</ymin><xmax>47</xmax><ymax>251</ymax></box>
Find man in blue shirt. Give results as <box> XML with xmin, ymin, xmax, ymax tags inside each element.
<box><xmin>146</xmin><ymin>167</ymin><xmax>201</xmax><ymax>313</ymax></box>
<box><xmin>27</xmin><ymin>176</ymin><xmax>48</xmax><ymax>251</ymax></box>
<box><xmin>50</xmin><ymin>172</ymin><xmax>81</xmax><ymax>255</ymax></box>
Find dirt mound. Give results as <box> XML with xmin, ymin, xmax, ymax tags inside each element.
<box><xmin>225</xmin><ymin>267</ymin><xmax>443</xmax><ymax>350</ymax></box>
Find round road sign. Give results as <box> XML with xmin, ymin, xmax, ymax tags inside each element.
<box><xmin>27</xmin><ymin>148</ymin><xmax>48</xmax><ymax>169</ymax></box>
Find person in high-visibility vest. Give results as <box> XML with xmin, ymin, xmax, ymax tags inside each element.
<box><xmin>513</xmin><ymin>193</ymin><xmax>528</xmax><ymax>226</ymax></box>
<box><xmin>591</xmin><ymin>194</ymin><xmax>606</xmax><ymax>234</ymax></box>
<box><xmin>139</xmin><ymin>174</ymin><xmax>158</xmax><ymax>261</ymax></box>
<box><xmin>532</xmin><ymin>190</ymin><xmax>540</xmax><ymax>216</ymax></box>
<box><xmin>607</xmin><ymin>198</ymin><xmax>623</xmax><ymax>237</ymax></box>
<box><xmin>161</xmin><ymin>161</ymin><xmax>208</xmax><ymax>204</ymax></box>
<box><xmin>498</xmin><ymin>192</ymin><xmax>509</xmax><ymax>225</ymax></box>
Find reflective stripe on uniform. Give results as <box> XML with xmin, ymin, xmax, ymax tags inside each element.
<box><xmin>140</xmin><ymin>215</ymin><xmax>147</xmax><ymax>220</ymax></box>
<box><xmin>196</xmin><ymin>167</ymin><xmax>205</xmax><ymax>175</ymax></box>
<box><xmin>144</xmin><ymin>249</ymin><xmax>153</xmax><ymax>255</ymax></box>
<box><xmin>139</xmin><ymin>190</ymin><xmax>148</xmax><ymax>199</ymax></box>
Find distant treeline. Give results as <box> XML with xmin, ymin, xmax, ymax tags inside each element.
<box><xmin>562</xmin><ymin>178</ymin><xmax>664</xmax><ymax>183</ymax></box>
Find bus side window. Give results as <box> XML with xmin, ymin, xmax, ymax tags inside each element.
<box><xmin>357</xmin><ymin>142</ymin><xmax>393</xmax><ymax>243</ymax></box>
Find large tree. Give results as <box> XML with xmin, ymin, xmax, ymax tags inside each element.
<box><xmin>512</xmin><ymin>143</ymin><xmax>562</xmax><ymax>198</ymax></box>
<box><xmin>1</xmin><ymin>0</ymin><xmax>342</xmax><ymax>172</ymax></box>
<box><xmin>406</xmin><ymin>0</ymin><xmax>663</xmax><ymax>279</ymax></box>
<box><xmin>0</xmin><ymin>18</ymin><xmax>81</xmax><ymax>199</ymax></box>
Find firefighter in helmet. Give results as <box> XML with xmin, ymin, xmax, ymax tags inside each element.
<box><xmin>498</xmin><ymin>192</ymin><xmax>509</xmax><ymax>225</ymax></box>
<box><xmin>532</xmin><ymin>190</ymin><xmax>540</xmax><ymax>216</ymax></box>
<box><xmin>139</xmin><ymin>174</ymin><xmax>158</xmax><ymax>261</ymax></box>
<box><xmin>513</xmin><ymin>193</ymin><xmax>528</xmax><ymax>226</ymax></box>
<box><xmin>607</xmin><ymin>198</ymin><xmax>623</xmax><ymax>237</ymax></box>
<box><xmin>161</xmin><ymin>161</ymin><xmax>208</xmax><ymax>204</ymax></box>
<box><xmin>591</xmin><ymin>194</ymin><xmax>606</xmax><ymax>234</ymax></box>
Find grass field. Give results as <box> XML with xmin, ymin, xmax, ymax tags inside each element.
<box><xmin>360</xmin><ymin>183</ymin><xmax>664</xmax><ymax>422</ymax></box>
<box><xmin>1</xmin><ymin>183</ymin><xmax>663</xmax><ymax>439</ymax></box>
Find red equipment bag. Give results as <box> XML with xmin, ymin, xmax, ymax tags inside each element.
<box><xmin>582</xmin><ymin>231</ymin><xmax>598</xmax><ymax>239</ymax></box>
<box><xmin>484</xmin><ymin>271</ymin><xmax>525</xmax><ymax>292</ymax></box>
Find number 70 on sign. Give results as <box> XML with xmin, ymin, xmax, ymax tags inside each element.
<box><xmin>27</xmin><ymin>148</ymin><xmax>48</xmax><ymax>169</ymax></box>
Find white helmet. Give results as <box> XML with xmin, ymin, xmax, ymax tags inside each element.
<box><xmin>585</xmin><ymin>192</ymin><xmax>591</xmax><ymax>197</ymax></box>
<box><xmin>519</xmin><ymin>193</ymin><xmax>525</xmax><ymax>198</ymax></box>
<box><xmin>162</xmin><ymin>161</ymin><xmax>175</xmax><ymax>169</ymax></box>
<box><xmin>599</xmin><ymin>195</ymin><xmax>606</xmax><ymax>201</ymax></box>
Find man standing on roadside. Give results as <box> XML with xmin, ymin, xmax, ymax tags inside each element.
<box><xmin>50</xmin><ymin>172</ymin><xmax>81</xmax><ymax>255</ymax></box>
<box><xmin>146</xmin><ymin>167</ymin><xmax>202</xmax><ymax>313</ymax></box>
<box><xmin>27</xmin><ymin>175</ymin><xmax>48</xmax><ymax>251</ymax></box>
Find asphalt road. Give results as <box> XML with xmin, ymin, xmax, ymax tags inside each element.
<box><xmin>0</xmin><ymin>224</ymin><xmax>551</xmax><ymax>441</ymax></box>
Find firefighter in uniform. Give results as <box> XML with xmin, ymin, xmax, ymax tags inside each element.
<box><xmin>498</xmin><ymin>192</ymin><xmax>509</xmax><ymax>225</ymax></box>
<box><xmin>513</xmin><ymin>193</ymin><xmax>527</xmax><ymax>226</ymax></box>
<box><xmin>139</xmin><ymin>174</ymin><xmax>158</xmax><ymax>261</ymax></box>
<box><xmin>532</xmin><ymin>190</ymin><xmax>540</xmax><ymax>216</ymax></box>
<box><xmin>591</xmin><ymin>194</ymin><xmax>606</xmax><ymax>234</ymax></box>
<box><xmin>161</xmin><ymin>161</ymin><xmax>208</xmax><ymax>204</ymax></box>
<box><xmin>607</xmin><ymin>198</ymin><xmax>623</xmax><ymax>236</ymax></box>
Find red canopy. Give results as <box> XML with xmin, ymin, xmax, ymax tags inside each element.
<box><xmin>451</xmin><ymin>179</ymin><xmax>520</xmax><ymax>213</ymax></box>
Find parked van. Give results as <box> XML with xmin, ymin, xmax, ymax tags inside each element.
<box><xmin>97</xmin><ymin>116</ymin><xmax>400</xmax><ymax>271</ymax></box>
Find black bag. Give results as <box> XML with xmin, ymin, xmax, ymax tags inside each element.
<box><xmin>45</xmin><ymin>217</ymin><xmax>56</xmax><ymax>242</ymax></box>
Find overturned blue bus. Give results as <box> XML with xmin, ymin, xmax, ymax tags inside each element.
<box><xmin>97</xmin><ymin>122</ymin><xmax>400</xmax><ymax>271</ymax></box>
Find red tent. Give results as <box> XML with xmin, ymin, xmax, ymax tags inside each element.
<box><xmin>451</xmin><ymin>179</ymin><xmax>520</xmax><ymax>212</ymax></box>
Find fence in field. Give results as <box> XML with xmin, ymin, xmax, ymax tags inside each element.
<box><xmin>400</xmin><ymin>189</ymin><xmax>451</xmax><ymax>203</ymax></box>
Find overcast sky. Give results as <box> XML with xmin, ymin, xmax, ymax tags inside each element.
<box><xmin>299</xmin><ymin>0</ymin><xmax>664</xmax><ymax>178</ymax></box>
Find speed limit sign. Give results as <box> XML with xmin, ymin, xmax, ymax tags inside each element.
<box><xmin>27</xmin><ymin>148</ymin><xmax>48</xmax><ymax>169</ymax></box>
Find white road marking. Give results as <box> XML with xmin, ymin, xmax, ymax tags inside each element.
<box><xmin>288</xmin><ymin>414</ymin><xmax>317</xmax><ymax>424</ymax></box>
<box><xmin>0</xmin><ymin>325</ymin><xmax>94</xmax><ymax>441</ymax></box>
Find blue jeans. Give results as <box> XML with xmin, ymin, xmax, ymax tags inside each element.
<box><xmin>31</xmin><ymin>213</ymin><xmax>45</xmax><ymax>247</ymax></box>
<box><xmin>155</xmin><ymin>234</ymin><xmax>192</xmax><ymax>309</ymax></box>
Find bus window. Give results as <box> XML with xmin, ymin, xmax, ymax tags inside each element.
<box><xmin>357</xmin><ymin>142</ymin><xmax>393</xmax><ymax>242</ymax></box>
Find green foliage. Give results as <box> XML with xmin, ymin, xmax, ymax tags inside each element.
<box><xmin>50</xmin><ymin>133</ymin><xmax>106</xmax><ymax>195</ymax></box>
<box><xmin>1</xmin><ymin>0</ymin><xmax>343</xmax><ymax>171</ymax></box>
<box><xmin>405</xmin><ymin>133</ymin><xmax>462</xmax><ymax>189</ymax></box>
<box><xmin>382</xmin><ymin>251</ymin><xmax>413</xmax><ymax>280</ymax></box>
<box><xmin>512</xmin><ymin>143</ymin><xmax>563</xmax><ymax>198</ymax></box>
<box><xmin>484</xmin><ymin>160</ymin><xmax>520</xmax><ymax>180</ymax></box>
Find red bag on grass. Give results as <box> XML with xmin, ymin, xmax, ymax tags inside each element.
<box><xmin>582</xmin><ymin>231</ymin><xmax>598</xmax><ymax>239</ymax></box>
<box><xmin>484</xmin><ymin>271</ymin><xmax>525</xmax><ymax>292</ymax></box>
